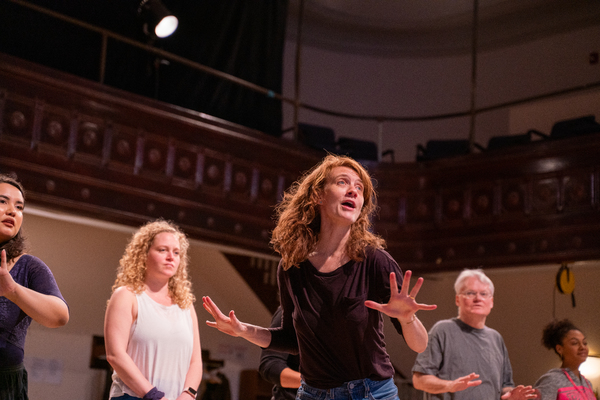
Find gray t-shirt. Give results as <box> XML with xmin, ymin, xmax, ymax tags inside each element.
<box><xmin>412</xmin><ymin>318</ymin><xmax>514</xmax><ymax>400</ymax></box>
<box><xmin>534</xmin><ymin>368</ymin><xmax>595</xmax><ymax>399</ymax></box>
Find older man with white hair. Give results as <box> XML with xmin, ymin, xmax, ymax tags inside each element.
<box><xmin>412</xmin><ymin>268</ymin><xmax>536</xmax><ymax>399</ymax></box>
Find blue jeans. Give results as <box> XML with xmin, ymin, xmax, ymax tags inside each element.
<box><xmin>296</xmin><ymin>377</ymin><xmax>399</xmax><ymax>400</ymax></box>
<box><xmin>110</xmin><ymin>395</ymin><xmax>141</xmax><ymax>400</ymax></box>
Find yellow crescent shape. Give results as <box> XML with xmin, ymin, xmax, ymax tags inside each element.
<box><xmin>557</xmin><ymin>266</ymin><xmax>575</xmax><ymax>295</ymax></box>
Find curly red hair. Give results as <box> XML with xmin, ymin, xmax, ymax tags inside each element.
<box><xmin>271</xmin><ymin>154</ymin><xmax>385</xmax><ymax>270</ymax></box>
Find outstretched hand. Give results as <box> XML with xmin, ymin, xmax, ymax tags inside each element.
<box><xmin>364</xmin><ymin>270</ymin><xmax>436</xmax><ymax>322</ymax></box>
<box><xmin>449</xmin><ymin>373</ymin><xmax>482</xmax><ymax>393</ymax></box>
<box><xmin>202</xmin><ymin>296</ymin><xmax>246</xmax><ymax>337</ymax></box>
<box><xmin>501</xmin><ymin>385</ymin><xmax>538</xmax><ymax>399</ymax></box>
<box><xmin>0</xmin><ymin>249</ymin><xmax>16</xmax><ymax>297</ymax></box>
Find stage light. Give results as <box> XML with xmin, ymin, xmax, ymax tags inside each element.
<box><xmin>138</xmin><ymin>0</ymin><xmax>178</xmax><ymax>38</ymax></box>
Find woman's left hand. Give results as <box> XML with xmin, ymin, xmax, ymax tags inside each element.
<box><xmin>364</xmin><ymin>270</ymin><xmax>436</xmax><ymax>323</ymax></box>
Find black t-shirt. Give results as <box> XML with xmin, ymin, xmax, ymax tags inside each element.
<box><xmin>259</xmin><ymin>306</ymin><xmax>300</xmax><ymax>400</ymax></box>
<box><xmin>269</xmin><ymin>247</ymin><xmax>403</xmax><ymax>389</ymax></box>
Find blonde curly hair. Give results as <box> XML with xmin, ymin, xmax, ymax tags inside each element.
<box><xmin>111</xmin><ymin>219</ymin><xmax>195</xmax><ymax>309</ymax></box>
<box><xmin>271</xmin><ymin>154</ymin><xmax>385</xmax><ymax>270</ymax></box>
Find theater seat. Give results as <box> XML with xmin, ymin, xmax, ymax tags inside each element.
<box><xmin>486</xmin><ymin>132</ymin><xmax>532</xmax><ymax>150</ymax></box>
<box><xmin>297</xmin><ymin>123</ymin><xmax>338</xmax><ymax>153</ymax></box>
<box><xmin>416</xmin><ymin>139</ymin><xmax>471</xmax><ymax>161</ymax></box>
<box><xmin>337</xmin><ymin>137</ymin><xmax>378</xmax><ymax>161</ymax></box>
<box><xmin>550</xmin><ymin>115</ymin><xmax>600</xmax><ymax>139</ymax></box>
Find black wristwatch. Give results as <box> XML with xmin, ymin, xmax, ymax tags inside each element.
<box><xmin>186</xmin><ymin>387</ymin><xmax>197</xmax><ymax>398</ymax></box>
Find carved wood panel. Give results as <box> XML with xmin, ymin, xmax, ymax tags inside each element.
<box><xmin>1</xmin><ymin>53</ymin><xmax>600</xmax><ymax>287</ymax></box>
<box><xmin>372</xmin><ymin>145</ymin><xmax>600</xmax><ymax>271</ymax></box>
<box><xmin>0</xmin><ymin>54</ymin><xmax>319</xmax><ymax>256</ymax></box>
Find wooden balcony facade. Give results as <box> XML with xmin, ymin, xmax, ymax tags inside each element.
<box><xmin>0</xmin><ymin>53</ymin><xmax>319</xmax><ymax>257</ymax></box>
<box><xmin>2</xmin><ymin>53</ymin><xmax>600</xmax><ymax>280</ymax></box>
<box><xmin>375</xmin><ymin>140</ymin><xmax>600</xmax><ymax>272</ymax></box>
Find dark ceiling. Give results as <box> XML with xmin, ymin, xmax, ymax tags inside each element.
<box><xmin>6</xmin><ymin>0</ymin><xmax>600</xmax><ymax>59</ymax></box>
<box><xmin>287</xmin><ymin>0</ymin><xmax>600</xmax><ymax>57</ymax></box>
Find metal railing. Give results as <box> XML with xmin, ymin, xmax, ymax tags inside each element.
<box><xmin>7</xmin><ymin>0</ymin><xmax>600</xmax><ymax>146</ymax></box>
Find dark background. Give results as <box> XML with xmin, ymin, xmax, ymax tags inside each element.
<box><xmin>0</xmin><ymin>0</ymin><xmax>288</xmax><ymax>137</ymax></box>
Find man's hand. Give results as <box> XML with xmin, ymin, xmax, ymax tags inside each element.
<box><xmin>449</xmin><ymin>373</ymin><xmax>482</xmax><ymax>392</ymax></box>
<box><xmin>501</xmin><ymin>385</ymin><xmax>538</xmax><ymax>399</ymax></box>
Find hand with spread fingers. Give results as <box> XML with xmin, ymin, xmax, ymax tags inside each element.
<box><xmin>501</xmin><ymin>385</ymin><xmax>538</xmax><ymax>399</ymax></box>
<box><xmin>449</xmin><ymin>373</ymin><xmax>482</xmax><ymax>392</ymax></box>
<box><xmin>365</xmin><ymin>270</ymin><xmax>437</xmax><ymax>354</ymax></box>
<box><xmin>364</xmin><ymin>270</ymin><xmax>437</xmax><ymax>323</ymax></box>
<box><xmin>202</xmin><ymin>295</ymin><xmax>272</xmax><ymax>348</ymax></box>
<box><xmin>202</xmin><ymin>296</ymin><xmax>246</xmax><ymax>337</ymax></box>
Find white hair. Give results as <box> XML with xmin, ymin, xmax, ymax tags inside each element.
<box><xmin>454</xmin><ymin>268</ymin><xmax>494</xmax><ymax>295</ymax></box>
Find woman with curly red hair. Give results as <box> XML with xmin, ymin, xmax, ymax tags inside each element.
<box><xmin>203</xmin><ymin>154</ymin><xmax>436</xmax><ymax>400</ymax></box>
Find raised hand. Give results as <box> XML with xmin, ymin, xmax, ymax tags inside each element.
<box><xmin>202</xmin><ymin>296</ymin><xmax>246</xmax><ymax>337</ymax></box>
<box><xmin>202</xmin><ymin>296</ymin><xmax>272</xmax><ymax>348</ymax></box>
<box><xmin>364</xmin><ymin>270</ymin><xmax>437</xmax><ymax>322</ymax></box>
<box><xmin>0</xmin><ymin>249</ymin><xmax>16</xmax><ymax>297</ymax></box>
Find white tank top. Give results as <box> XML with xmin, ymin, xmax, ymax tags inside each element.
<box><xmin>110</xmin><ymin>291</ymin><xmax>194</xmax><ymax>400</ymax></box>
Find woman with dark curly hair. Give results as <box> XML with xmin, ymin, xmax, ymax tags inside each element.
<box><xmin>203</xmin><ymin>154</ymin><xmax>437</xmax><ymax>400</ymax></box>
<box><xmin>533</xmin><ymin>319</ymin><xmax>595</xmax><ymax>399</ymax></box>
<box><xmin>104</xmin><ymin>220</ymin><xmax>202</xmax><ymax>400</ymax></box>
<box><xmin>0</xmin><ymin>174</ymin><xmax>69</xmax><ymax>400</ymax></box>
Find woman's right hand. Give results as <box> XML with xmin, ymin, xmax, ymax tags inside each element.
<box><xmin>202</xmin><ymin>296</ymin><xmax>246</xmax><ymax>337</ymax></box>
<box><xmin>0</xmin><ymin>249</ymin><xmax>17</xmax><ymax>297</ymax></box>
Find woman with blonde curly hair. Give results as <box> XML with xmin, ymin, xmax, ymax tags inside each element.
<box><xmin>105</xmin><ymin>220</ymin><xmax>202</xmax><ymax>400</ymax></box>
<box><xmin>204</xmin><ymin>154</ymin><xmax>437</xmax><ymax>400</ymax></box>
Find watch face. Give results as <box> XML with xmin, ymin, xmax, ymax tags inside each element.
<box><xmin>188</xmin><ymin>387</ymin><xmax>197</xmax><ymax>395</ymax></box>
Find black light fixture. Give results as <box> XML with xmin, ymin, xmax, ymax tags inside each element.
<box><xmin>138</xmin><ymin>0</ymin><xmax>178</xmax><ymax>38</ymax></box>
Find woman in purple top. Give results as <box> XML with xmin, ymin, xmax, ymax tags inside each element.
<box><xmin>0</xmin><ymin>174</ymin><xmax>69</xmax><ymax>400</ymax></box>
<box><xmin>203</xmin><ymin>155</ymin><xmax>437</xmax><ymax>399</ymax></box>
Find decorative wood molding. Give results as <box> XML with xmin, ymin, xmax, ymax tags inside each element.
<box><xmin>1</xmin><ymin>52</ymin><xmax>600</xmax><ymax>301</ymax></box>
<box><xmin>0</xmin><ymin>53</ymin><xmax>319</xmax><ymax>257</ymax></box>
<box><xmin>371</xmin><ymin>138</ymin><xmax>600</xmax><ymax>272</ymax></box>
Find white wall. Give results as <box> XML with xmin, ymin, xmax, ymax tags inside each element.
<box><xmin>282</xmin><ymin>24</ymin><xmax>600</xmax><ymax>162</ymax></box>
